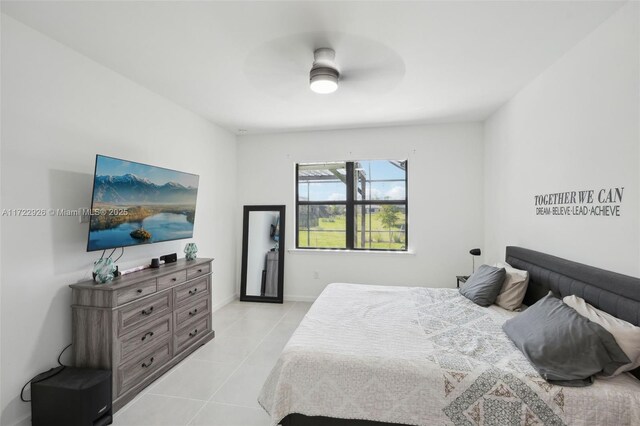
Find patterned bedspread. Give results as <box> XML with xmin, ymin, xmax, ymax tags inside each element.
<box><xmin>258</xmin><ymin>283</ymin><xmax>640</xmax><ymax>426</ymax></box>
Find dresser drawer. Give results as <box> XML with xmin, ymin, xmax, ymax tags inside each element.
<box><xmin>115</xmin><ymin>279</ymin><xmax>157</xmax><ymax>306</ymax></box>
<box><xmin>186</xmin><ymin>263</ymin><xmax>210</xmax><ymax>280</ymax></box>
<box><xmin>174</xmin><ymin>277</ymin><xmax>209</xmax><ymax>307</ymax></box>
<box><xmin>117</xmin><ymin>291</ymin><xmax>172</xmax><ymax>336</ymax></box>
<box><xmin>175</xmin><ymin>317</ymin><xmax>210</xmax><ymax>354</ymax></box>
<box><xmin>117</xmin><ymin>314</ymin><xmax>172</xmax><ymax>364</ymax></box>
<box><xmin>117</xmin><ymin>340</ymin><xmax>171</xmax><ymax>396</ymax></box>
<box><xmin>157</xmin><ymin>270</ymin><xmax>187</xmax><ymax>291</ymax></box>
<box><xmin>174</xmin><ymin>296</ymin><xmax>210</xmax><ymax>329</ymax></box>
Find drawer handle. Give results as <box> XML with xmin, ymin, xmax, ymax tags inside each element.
<box><xmin>171</xmin><ymin>278</ymin><xmax>177</xmax><ymax>282</ymax></box>
<box><xmin>141</xmin><ymin>331</ymin><xmax>154</xmax><ymax>341</ymax></box>
<box><xmin>141</xmin><ymin>306</ymin><xmax>154</xmax><ymax>316</ymax></box>
<box><xmin>142</xmin><ymin>357</ymin><xmax>154</xmax><ymax>368</ymax></box>
<box><xmin>197</xmin><ymin>269</ymin><xmax>203</xmax><ymax>273</ymax></box>
<box><xmin>136</xmin><ymin>289</ymin><xmax>143</xmax><ymax>294</ymax></box>
<box><xmin>189</xmin><ymin>309</ymin><xmax>198</xmax><ymax>317</ymax></box>
<box><xmin>189</xmin><ymin>288</ymin><xmax>198</xmax><ymax>296</ymax></box>
<box><xmin>189</xmin><ymin>329</ymin><xmax>198</xmax><ymax>338</ymax></box>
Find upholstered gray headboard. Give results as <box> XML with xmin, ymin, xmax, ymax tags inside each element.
<box><xmin>505</xmin><ymin>246</ymin><xmax>640</xmax><ymax>327</ymax></box>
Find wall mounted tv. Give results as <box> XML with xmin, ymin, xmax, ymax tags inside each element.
<box><xmin>87</xmin><ymin>155</ymin><xmax>199</xmax><ymax>252</ymax></box>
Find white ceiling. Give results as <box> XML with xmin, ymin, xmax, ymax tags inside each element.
<box><xmin>1</xmin><ymin>1</ymin><xmax>625</xmax><ymax>134</ymax></box>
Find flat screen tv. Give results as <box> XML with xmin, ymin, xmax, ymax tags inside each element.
<box><xmin>87</xmin><ymin>155</ymin><xmax>199</xmax><ymax>252</ymax></box>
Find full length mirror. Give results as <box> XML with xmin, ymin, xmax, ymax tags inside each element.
<box><xmin>240</xmin><ymin>205</ymin><xmax>285</xmax><ymax>303</ymax></box>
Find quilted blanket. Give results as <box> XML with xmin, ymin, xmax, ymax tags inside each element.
<box><xmin>258</xmin><ymin>283</ymin><xmax>640</xmax><ymax>426</ymax></box>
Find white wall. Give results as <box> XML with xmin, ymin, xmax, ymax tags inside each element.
<box><xmin>237</xmin><ymin>123</ymin><xmax>484</xmax><ymax>300</ymax></box>
<box><xmin>0</xmin><ymin>16</ymin><xmax>237</xmax><ymax>426</ymax></box>
<box><xmin>484</xmin><ymin>2</ymin><xmax>639</xmax><ymax>277</ymax></box>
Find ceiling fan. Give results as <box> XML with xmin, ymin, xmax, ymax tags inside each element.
<box><xmin>309</xmin><ymin>48</ymin><xmax>340</xmax><ymax>94</ymax></box>
<box><xmin>244</xmin><ymin>32</ymin><xmax>405</xmax><ymax>98</ymax></box>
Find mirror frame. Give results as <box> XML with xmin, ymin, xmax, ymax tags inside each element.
<box><xmin>240</xmin><ymin>205</ymin><xmax>286</xmax><ymax>303</ymax></box>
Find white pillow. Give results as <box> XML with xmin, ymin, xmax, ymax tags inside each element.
<box><xmin>564</xmin><ymin>294</ymin><xmax>640</xmax><ymax>376</ymax></box>
<box><xmin>492</xmin><ymin>261</ymin><xmax>529</xmax><ymax>311</ymax></box>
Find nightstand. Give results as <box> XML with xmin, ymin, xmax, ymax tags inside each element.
<box><xmin>456</xmin><ymin>275</ymin><xmax>469</xmax><ymax>288</ymax></box>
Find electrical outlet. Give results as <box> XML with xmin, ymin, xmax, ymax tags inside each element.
<box><xmin>313</xmin><ymin>271</ymin><xmax>319</xmax><ymax>279</ymax></box>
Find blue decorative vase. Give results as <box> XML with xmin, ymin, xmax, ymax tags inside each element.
<box><xmin>184</xmin><ymin>243</ymin><xmax>198</xmax><ymax>261</ymax></box>
<box><xmin>93</xmin><ymin>258</ymin><xmax>116</xmax><ymax>284</ymax></box>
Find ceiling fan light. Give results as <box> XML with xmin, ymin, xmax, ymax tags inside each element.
<box><xmin>310</xmin><ymin>76</ymin><xmax>338</xmax><ymax>94</ymax></box>
<box><xmin>309</xmin><ymin>66</ymin><xmax>339</xmax><ymax>94</ymax></box>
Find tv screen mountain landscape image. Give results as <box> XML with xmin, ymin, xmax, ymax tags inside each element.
<box><xmin>87</xmin><ymin>155</ymin><xmax>199</xmax><ymax>251</ymax></box>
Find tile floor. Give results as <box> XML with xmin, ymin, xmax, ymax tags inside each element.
<box><xmin>112</xmin><ymin>300</ymin><xmax>312</xmax><ymax>426</ymax></box>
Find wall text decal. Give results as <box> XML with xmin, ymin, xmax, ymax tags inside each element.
<box><xmin>534</xmin><ymin>187</ymin><xmax>624</xmax><ymax>217</ymax></box>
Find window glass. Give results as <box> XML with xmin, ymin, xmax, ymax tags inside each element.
<box><xmin>354</xmin><ymin>160</ymin><xmax>406</xmax><ymax>201</ymax></box>
<box><xmin>297</xmin><ymin>205</ymin><xmax>346</xmax><ymax>249</ymax></box>
<box><xmin>354</xmin><ymin>204</ymin><xmax>406</xmax><ymax>250</ymax></box>
<box><xmin>298</xmin><ymin>162</ymin><xmax>347</xmax><ymax>202</ymax></box>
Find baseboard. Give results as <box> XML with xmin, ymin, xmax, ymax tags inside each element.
<box><xmin>211</xmin><ymin>293</ymin><xmax>237</xmax><ymax>312</ymax></box>
<box><xmin>284</xmin><ymin>295</ymin><xmax>317</xmax><ymax>303</ymax></box>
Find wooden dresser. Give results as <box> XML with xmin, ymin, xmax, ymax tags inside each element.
<box><xmin>69</xmin><ymin>258</ymin><xmax>214</xmax><ymax>412</ymax></box>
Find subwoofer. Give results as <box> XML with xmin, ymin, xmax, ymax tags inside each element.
<box><xmin>31</xmin><ymin>367</ymin><xmax>112</xmax><ymax>426</ymax></box>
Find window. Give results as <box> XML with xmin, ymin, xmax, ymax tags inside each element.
<box><xmin>296</xmin><ymin>160</ymin><xmax>407</xmax><ymax>251</ymax></box>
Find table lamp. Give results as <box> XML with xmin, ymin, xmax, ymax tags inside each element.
<box><xmin>470</xmin><ymin>248</ymin><xmax>481</xmax><ymax>273</ymax></box>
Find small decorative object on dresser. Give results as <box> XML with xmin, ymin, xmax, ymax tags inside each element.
<box><xmin>160</xmin><ymin>253</ymin><xmax>177</xmax><ymax>264</ymax></box>
<box><xmin>93</xmin><ymin>258</ymin><xmax>116</xmax><ymax>283</ymax></box>
<box><xmin>184</xmin><ymin>243</ymin><xmax>198</xmax><ymax>260</ymax></box>
<box><xmin>69</xmin><ymin>257</ymin><xmax>214</xmax><ymax>412</ymax></box>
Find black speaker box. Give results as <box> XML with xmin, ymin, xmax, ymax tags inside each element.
<box><xmin>31</xmin><ymin>367</ymin><xmax>112</xmax><ymax>426</ymax></box>
<box><xmin>160</xmin><ymin>253</ymin><xmax>177</xmax><ymax>264</ymax></box>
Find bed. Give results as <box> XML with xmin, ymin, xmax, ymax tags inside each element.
<box><xmin>258</xmin><ymin>247</ymin><xmax>640</xmax><ymax>425</ymax></box>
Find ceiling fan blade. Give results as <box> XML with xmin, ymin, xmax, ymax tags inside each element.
<box><xmin>244</xmin><ymin>31</ymin><xmax>404</xmax><ymax>98</ymax></box>
<box><xmin>341</xmin><ymin>65</ymin><xmax>401</xmax><ymax>81</ymax></box>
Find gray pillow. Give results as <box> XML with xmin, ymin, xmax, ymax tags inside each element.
<box><xmin>503</xmin><ymin>293</ymin><xmax>630</xmax><ymax>386</ymax></box>
<box><xmin>459</xmin><ymin>265</ymin><xmax>506</xmax><ymax>307</ymax></box>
